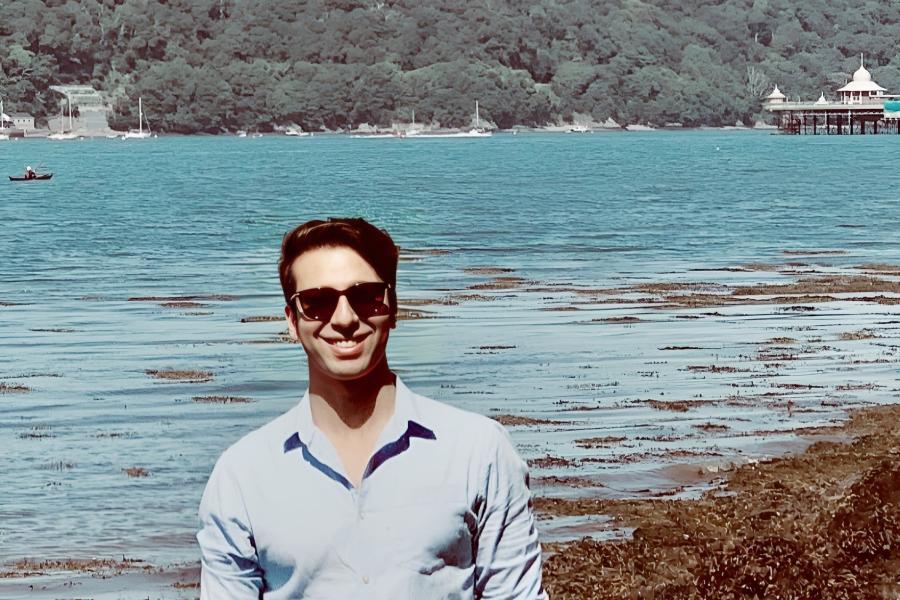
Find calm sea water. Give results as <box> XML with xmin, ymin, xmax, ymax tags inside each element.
<box><xmin>1</xmin><ymin>131</ymin><xmax>898</xmax><ymax>567</ymax></box>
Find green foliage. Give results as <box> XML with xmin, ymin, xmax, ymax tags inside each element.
<box><xmin>2</xmin><ymin>0</ymin><xmax>900</xmax><ymax>131</ymax></box>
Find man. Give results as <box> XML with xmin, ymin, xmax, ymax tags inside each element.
<box><xmin>198</xmin><ymin>217</ymin><xmax>546</xmax><ymax>598</ymax></box>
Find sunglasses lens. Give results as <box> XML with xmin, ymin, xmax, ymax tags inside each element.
<box><xmin>294</xmin><ymin>283</ymin><xmax>388</xmax><ymax>321</ymax></box>
<box><xmin>297</xmin><ymin>289</ymin><xmax>340</xmax><ymax>321</ymax></box>
<box><xmin>346</xmin><ymin>282</ymin><xmax>389</xmax><ymax>318</ymax></box>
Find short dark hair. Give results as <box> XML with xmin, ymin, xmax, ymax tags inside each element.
<box><xmin>278</xmin><ymin>217</ymin><xmax>399</xmax><ymax>318</ymax></box>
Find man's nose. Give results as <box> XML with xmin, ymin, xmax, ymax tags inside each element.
<box><xmin>329</xmin><ymin>295</ymin><xmax>359</xmax><ymax>329</ymax></box>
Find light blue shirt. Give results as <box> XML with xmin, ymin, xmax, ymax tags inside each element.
<box><xmin>197</xmin><ymin>377</ymin><xmax>546</xmax><ymax>599</ymax></box>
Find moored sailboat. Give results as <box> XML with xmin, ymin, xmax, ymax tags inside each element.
<box><xmin>122</xmin><ymin>97</ymin><xmax>152</xmax><ymax>139</ymax></box>
<box><xmin>0</xmin><ymin>99</ymin><xmax>10</xmax><ymax>140</ymax></box>
<box><xmin>467</xmin><ymin>100</ymin><xmax>492</xmax><ymax>136</ymax></box>
<box><xmin>48</xmin><ymin>100</ymin><xmax>78</xmax><ymax>140</ymax></box>
<box><xmin>408</xmin><ymin>102</ymin><xmax>492</xmax><ymax>138</ymax></box>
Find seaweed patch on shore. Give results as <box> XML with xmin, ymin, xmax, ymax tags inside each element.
<box><xmin>192</xmin><ymin>395</ymin><xmax>254</xmax><ymax>404</ymax></box>
<box><xmin>240</xmin><ymin>315</ymin><xmax>283</xmax><ymax>322</ymax></box>
<box><xmin>396</xmin><ymin>308</ymin><xmax>438</xmax><ymax>320</ymax></box>
<box><xmin>467</xmin><ymin>276</ymin><xmax>530</xmax><ymax>290</ymax></box>
<box><xmin>574</xmin><ymin>269</ymin><xmax>900</xmax><ymax>311</ymax></box>
<box><xmin>574</xmin><ymin>436</ymin><xmax>628</xmax><ymax>448</ymax></box>
<box><xmin>18</xmin><ymin>425</ymin><xmax>53</xmax><ymax>439</ymax></box>
<box><xmin>463</xmin><ymin>267</ymin><xmax>517</xmax><ymax>275</ymax></box>
<box><xmin>0</xmin><ymin>382</ymin><xmax>30</xmax><ymax>394</ymax></box>
<box><xmin>645</xmin><ymin>399</ymin><xmax>715</xmax><ymax>412</ymax></box>
<box><xmin>839</xmin><ymin>329</ymin><xmax>877</xmax><ymax>340</ymax></box>
<box><xmin>96</xmin><ymin>431</ymin><xmax>137</xmax><ymax>439</ymax></box>
<box><xmin>0</xmin><ymin>557</ymin><xmax>157</xmax><ymax>579</ymax></box>
<box><xmin>540</xmin><ymin>404</ymin><xmax>900</xmax><ymax>599</ymax></box>
<box><xmin>145</xmin><ymin>369</ymin><xmax>214</xmax><ymax>383</ymax></box>
<box><xmin>782</xmin><ymin>249</ymin><xmax>848</xmax><ymax>256</ymax></box>
<box><xmin>159</xmin><ymin>301</ymin><xmax>208</xmax><ymax>309</ymax></box>
<box><xmin>492</xmin><ymin>414</ymin><xmax>568</xmax><ymax>427</ymax></box>
<box><xmin>123</xmin><ymin>467</ymin><xmax>151</xmax><ymax>478</ymax></box>
<box><xmin>128</xmin><ymin>294</ymin><xmax>237</xmax><ymax>302</ymax></box>
<box><xmin>529</xmin><ymin>454</ymin><xmax>579</xmax><ymax>468</ymax></box>
<box><xmin>592</xmin><ymin>316</ymin><xmax>643</xmax><ymax>323</ymax></box>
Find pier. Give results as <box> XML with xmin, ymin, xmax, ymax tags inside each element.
<box><xmin>765</xmin><ymin>57</ymin><xmax>900</xmax><ymax>135</ymax></box>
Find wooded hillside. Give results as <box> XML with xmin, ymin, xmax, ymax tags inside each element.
<box><xmin>2</xmin><ymin>0</ymin><xmax>898</xmax><ymax>132</ymax></box>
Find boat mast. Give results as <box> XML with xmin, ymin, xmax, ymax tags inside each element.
<box><xmin>475</xmin><ymin>101</ymin><xmax>480</xmax><ymax>129</ymax></box>
<box><xmin>68</xmin><ymin>96</ymin><xmax>73</xmax><ymax>131</ymax></box>
<box><xmin>138</xmin><ymin>97</ymin><xmax>143</xmax><ymax>136</ymax></box>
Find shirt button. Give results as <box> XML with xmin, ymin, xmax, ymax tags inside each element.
<box><xmin>362</xmin><ymin>576</ymin><xmax>369</xmax><ymax>584</ymax></box>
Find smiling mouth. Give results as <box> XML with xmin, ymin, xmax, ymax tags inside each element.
<box><xmin>332</xmin><ymin>339</ymin><xmax>360</xmax><ymax>348</ymax></box>
<box><xmin>325</xmin><ymin>334</ymin><xmax>369</xmax><ymax>348</ymax></box>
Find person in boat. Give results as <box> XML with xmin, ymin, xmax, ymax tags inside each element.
<box><xmin>25</xmin><ymin>166</ymin><xmax>36</xmax><ymax>179</ymax></box>
<box><xmin>197</xmin><ymin>217</ymin><xmax>547</xmax><ymax>599</ymax></box>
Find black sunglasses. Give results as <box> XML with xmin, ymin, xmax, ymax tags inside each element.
<box><xmin>289</xmin><ymin>282</ymin><xmax>391</xmax><ymax>322</ymax></box>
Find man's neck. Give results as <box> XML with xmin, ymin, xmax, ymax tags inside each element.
<box><xmin>308</xmin><ymin>363</ymin><xmax>396</xmax><ymax>437</ymax></box>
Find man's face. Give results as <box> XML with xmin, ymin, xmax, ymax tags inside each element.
<box><xmin>285</xmin><ymin>246</ymin><xmax>393</xmax><ymax>383</ymax></box>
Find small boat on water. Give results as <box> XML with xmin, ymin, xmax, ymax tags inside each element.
<box><xmin>566</xmin><ymin>125</ymin><xmax>591</xmax><ymax>133</ymax></box>
<box><xmin>48</xmin><ymin>100</ymin><xmax>78</xmax><ymax>140</ymax></box>
<box><xmin>122</xmin><ymin>97</ymin><xmax>152</xmax><ymax>139</ymax></box>
<box><xmin>410</xmin><ymin>102</ymin><xmax>492</xmax><ymax>137</ymax></box>
<box><xmin>9</xmin><ymin>173</ymin><xmax>53</xmax><ymax>181</ymax></box>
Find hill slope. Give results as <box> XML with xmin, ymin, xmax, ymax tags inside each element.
<box><xmin>2</xmin><ymin>0</ymin><xmax>898</xmax><ymax>132</ymax></box>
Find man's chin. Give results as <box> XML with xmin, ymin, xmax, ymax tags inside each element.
<box><xmin>313</xmin><ymin>358</ymin><xmax>377</xmax><ymax>383</ymax></box>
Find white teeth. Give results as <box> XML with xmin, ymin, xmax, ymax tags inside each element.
<box><xmin>333</xmin><ymin>340</ymin><xmax>358</xmax><ymax>347</ymax></box>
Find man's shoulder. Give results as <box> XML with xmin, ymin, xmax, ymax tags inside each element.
<box><xmin>408</xmin><ymin>387</ymin><xmax>528</xmax><ymax>482</ymax></box>
<box><xmin>216</xmin><ymin>404</ymin><xmax>299</xmax><ymax>469</ymax></box>
<box><xmin>407</xmin><ymin>388</ymin><xmax>509</xmax><ymax>442</ymax></box>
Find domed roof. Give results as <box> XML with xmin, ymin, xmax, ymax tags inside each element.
<box><xmin>814</xmin><ymin>92</ymin><xmax>828</xmax><ymax>105</ymax></box>
<box><xmin>853</xmin><ymin>64</ymin><xmax>872</xmax><ymax>82</ymax></box>
<box><xmin>765</xmin><ymin>85</ymin><xmax>786</xmax><ymax>100</ymax></box>
<box><xmin>837</xmin><ymin>55</ymin><xmax>887</xmax><ymax>93</ymax></box>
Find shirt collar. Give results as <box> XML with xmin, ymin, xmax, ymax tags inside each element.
<box><xmin>283</xmin><ymin>375</ymin><xmax>435</xmax><ymax>454</ymax></box>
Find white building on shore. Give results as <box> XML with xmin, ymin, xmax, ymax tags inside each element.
<box><xmin>48</xmin><ymin>85</ymin><xmax>114</xmax><ymax>136</ymax></box>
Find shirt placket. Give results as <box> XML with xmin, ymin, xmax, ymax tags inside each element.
<box><xmin>304</xmin><ymin>431</ymin><xmax>379</xmax><ymax>588</ymax></box>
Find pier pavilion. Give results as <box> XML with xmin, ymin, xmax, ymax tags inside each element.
<box><xmin>764</xmin><ymin>58</ymin><xmax>900</xmax><ymax>134</ymax></box>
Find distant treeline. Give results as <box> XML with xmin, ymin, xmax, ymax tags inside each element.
<box><xmin>2</xmin><ymin>0</ymin><xmax>899</xmax><ymax>133</ymax></box>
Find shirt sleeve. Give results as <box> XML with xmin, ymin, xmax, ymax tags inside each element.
<box><xmin>474</xmin><ymin>421</ymin><xmax>548</xmax><ymax>599</ymax></box>
<box><xmin>197</xmin><ymin>455</ymin><xmax>265</xmax><ymax>599</ymax></box>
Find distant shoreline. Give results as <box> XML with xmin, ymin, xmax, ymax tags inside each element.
<box><xmin>6</xmin><ymin>125</ymin><xmax>777</xmax><ymax>140</ymax></box>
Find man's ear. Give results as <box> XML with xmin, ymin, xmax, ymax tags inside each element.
<box><xmin>285</xmin><ymin>304</ymin><xmax>301</xmax><ymax>341</ymax></box>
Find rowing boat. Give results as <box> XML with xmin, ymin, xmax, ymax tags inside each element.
<box><xmin>9</xmin><ymin>173</ymin><xmax>53</xmax><ymax>181</ymax></box>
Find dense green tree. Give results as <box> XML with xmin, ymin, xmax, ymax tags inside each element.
<box><xmin>3</xmin><ymin>0</ymin><xmax>900</xmax><ymax>131</ymax></box>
